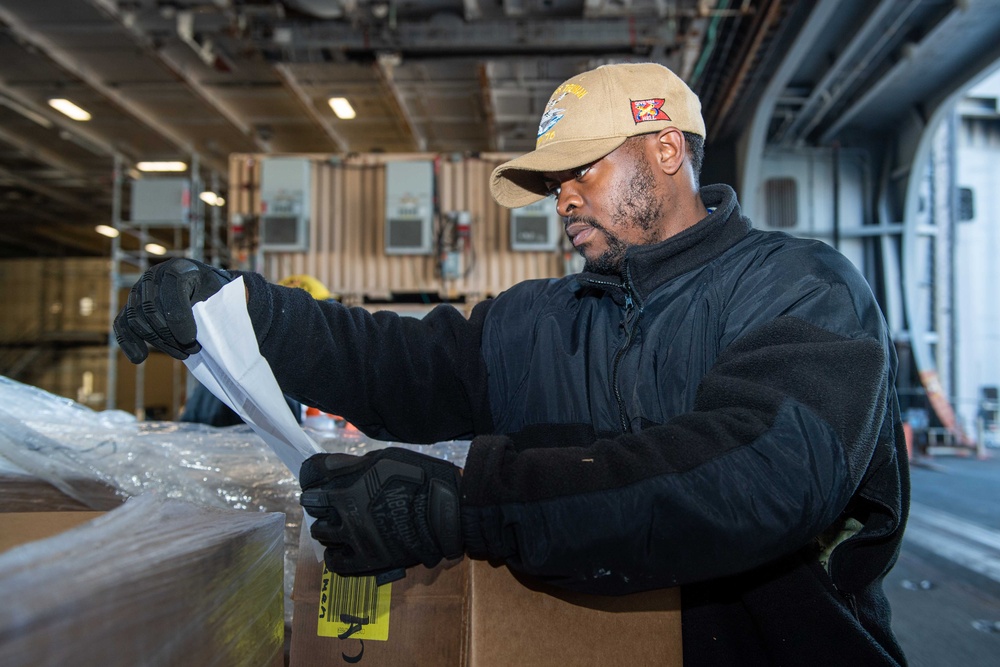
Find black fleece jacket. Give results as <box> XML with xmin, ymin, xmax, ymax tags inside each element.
<box><xmin>241</xmin><ymin>184</ymin><xmax>909</xmax><ymax>666</ymax></box>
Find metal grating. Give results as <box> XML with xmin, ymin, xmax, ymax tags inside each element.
<box><xmin>764</xmin><ymin>176</ymin><xmax>798</xmax><ymax>228</ymax></box>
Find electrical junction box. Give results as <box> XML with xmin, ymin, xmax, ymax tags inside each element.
<box><xmin>385</xmin><ymin>161</ymin><xmax>434</xmax><ymax>255</ymax></box>
<box><xmin>130</xmin><ymin>178</ymin><xmax>190</xmax><ymax>226</ymax></box>
<box><xmin>260</xmin><ymin>157</ymin><xmax>311</xmax><ymax>252</ymax></box>
<box><xmin>510</xmin><ymin>196</ymin><xmax>561</xmax><ymax>251</ymax></box>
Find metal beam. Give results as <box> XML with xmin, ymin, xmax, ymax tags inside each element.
<box><xmin>583</xmin><ymin>0</ymin><xmax>672</xmax><ymax>19</ymax></box>
<box><xmin>0</xmin><ymin>5</ymin><xmax>225</xmax><ymax>174</ymax></box>
<box><xmin>0</xmin><ymin>164</ymin><xmax>96</xmax><ymax>212</ymax></box>
<box><xmin>268</xmin><ymin>18</ymin><xmax>674</xmax><ymax>54</ymax></box>
<box><xmin>0</xmin><ymin>226</ymin><xmax>64</xmax><ymax>256</ymax></box>
<box><xmin>838</xmin><ymin>223</ymin><xmax>905</xmax><ymax>238</ymax></box>
<box><xmin>87</xmin><ymin>0</ymin><xmax>270</xmax><ymax>153</ymax></box>
<box><xmin>463</xmin><ymin>0</ymin><xmax>483</xmax><ymax>21</ymax></box>
<box><xmin>0</xmin><ymin>124</ymin><xmax>91</xmax><ymax>180</ymax></box>
<box><xmin>477</xmin><ymin>63</ymin><xmax>498</xmax><ymax>152</ymax></box>
<box><xmin>0</xmin><ymin>216</ymin><xmax>106</xmax><ymax>256</ymax></box>
<box><xmin>820</xmin><ymin>2</ymin><xmax>1000</xmax><ymax>143</ymax></box>
<box><xmin>0</xmin><ymin>84</ymin><xmax>123</xmax><ymax>160</ymax></box>
<box><xmin>272</xmin><ymin>64</ymin><xmax>348</xmax><ymax>152</ymax></box>
<box><xmin>736</xmin><ymin>0</ymin><xmax>845</xmax><ymax>219</ymax></box>
<box><xmin>778</xmin><ymin>0</ymin><xmax>916</xmax><ymax>145</ymax></box>
<box><xmin>375</xmin><ymin>54</ymin><xmax>426</xmax><ymax>152</ymax></box>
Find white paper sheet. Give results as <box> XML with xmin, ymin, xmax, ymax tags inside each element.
<box><xmin>186</xmin><ymin>277</ymin><xmax>324</xmax><ymax>471</ymax></box>
<box><xmin>185</xmin><ymin>276</ymin><xmax>325</xmax><ymax>558</ymax></box>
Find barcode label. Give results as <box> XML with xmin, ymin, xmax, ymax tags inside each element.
<box><xmin>317</xmin><ymin>565</ymin><xmax>392</xmax><ymax>641</ymax></box>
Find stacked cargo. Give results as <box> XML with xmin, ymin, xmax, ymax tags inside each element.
<box><xmin>0</xmin><ymin>496</ymin><xmax>285</xmax><ymax>666</ymax></box>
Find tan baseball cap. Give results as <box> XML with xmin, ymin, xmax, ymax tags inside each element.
<box><xmin>490</xmin><ymin>62</ymin><xmax>706</xmax><ymax>208</ymax></box>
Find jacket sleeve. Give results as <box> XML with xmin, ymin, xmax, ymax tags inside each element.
<box><xmin>460</xmin><ymin>279</ymin><xmax>895</xmax><ymax>595</ymax></box>
<box><xmin>240</xmin><ymin>271</ymin><xmax>494</xmax><ymax>443</ymax></box>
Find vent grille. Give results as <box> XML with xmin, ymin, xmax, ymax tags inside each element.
<box><xmin>764</xmin><ymin>178</ymin><xmax>798</xmax><ymax>229</ymax></box>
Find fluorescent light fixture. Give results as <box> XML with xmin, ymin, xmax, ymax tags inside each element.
<box><xmin>328</xmin><ymin>97</ymin><xmax>356</xmax><ymax>120</ymax></box>
<box><xmin>95</xmin><ymin>224</ymin><xmax>119</xmax><ymax>238</ymax></box>
<box><xmin>48</xmin><ymin>98</ymin><xmax>92</xmax><ymax>121</ymax></box>
<box><xmin>145</xmin><ymin>243</ymin><xmax>167</xmax><ymax>255</ymax></box>
<box><xmin>136</xmin><ymin>161</ymin><xmax>188</xmax><ymax>172</ymax></box>
<box><xmin>199</xmin><ymin>191</ymin><xmax>226</xmax><ymax>206</ymax></box>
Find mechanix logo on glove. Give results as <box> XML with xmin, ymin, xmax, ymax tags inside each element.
<box><xmin>299</xmin><ymin>447</ymin><xmax>464</xmax><ymax>579</ymax></box>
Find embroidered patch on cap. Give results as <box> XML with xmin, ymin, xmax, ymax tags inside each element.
<box><xmin>631</xmin><ymin>99</ymin><xmax>670</xmax><ymax>124</ymax></box>
<box><xmin>537</xmin><ymin>107</ymin><xmax>565</xmax><ymax>138</ymax></box>
<box><xmin>538</xmin><ymin>91</ymin><xmax>571</xmax><ymax>138</ymax></box>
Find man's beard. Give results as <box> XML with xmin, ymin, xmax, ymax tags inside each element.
<box><xmin>580</xmin><ymin>222</ymin><xmax>629</xmax><ymax>275</ymax></box>
<box><xmin>576</xmin><ymin>159</ymin><xmax>663</xmax><ymax>276</ymax></box>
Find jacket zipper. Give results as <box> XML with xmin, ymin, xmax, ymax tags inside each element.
<box><xmin>583</xmin><ymin>274</ymin><xmax>641</xmax><ymax>433</ymax></box>
<box><xmin>612</xmin><ymin>292</ymin><xmax>637</xmax><ymax>432</ymax></box>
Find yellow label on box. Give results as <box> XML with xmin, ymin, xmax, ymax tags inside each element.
<box><xmin>316</xmin><ymin>566</ymin><xmax>392</xmax><ymax>641</ymax></box>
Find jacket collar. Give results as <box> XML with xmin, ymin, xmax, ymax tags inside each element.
<box><xmin>576</xmin><ymin>183</ymin><xmax>751</xmax><ymax>304</ymax></box>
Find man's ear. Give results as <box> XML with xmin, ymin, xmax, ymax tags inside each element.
<box><xmin>653</xmin><ymin>128</ymin><xmax>686</xmax><ymax>176</ymax></box>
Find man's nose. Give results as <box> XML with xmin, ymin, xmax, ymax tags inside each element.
<box><xmin>555</xmin><ymin>182</ymin><xmax>581</xmax><ymax>217</ymax></box>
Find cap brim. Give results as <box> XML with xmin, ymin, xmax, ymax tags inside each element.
<box><xmin>490</xmin><ymin>136</ymin><xmax>628</xmax><ymax>208</ymax></box>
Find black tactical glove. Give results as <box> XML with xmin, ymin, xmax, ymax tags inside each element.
<box><xmin>113</xmin><ymin>258</ymin><xmax>233</xmax><ymax>363</ymax></box>
<box><xmin>300</xmin><ymin>447</ymin><xmax>463</xmax><ymax>579</ymax></box>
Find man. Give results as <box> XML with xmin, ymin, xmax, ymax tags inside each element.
<box><xmin>114</xmin><ymin>63</ymin><xmax>909</xmax><ymax>665</ymax></box>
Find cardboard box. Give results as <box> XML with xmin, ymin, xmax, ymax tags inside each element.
<box><xmin>0</xmin><ymin>511</ymin><xmax>105</xmax><ymax>554</ymax></box>
<box><xmin>0</xmin><ymin>496</ymin><xmax>286</xmax><ymax>667</ymax></box>
<box><xmin>290</xmin><ymin>526</ymin><xmax>682</xmax><ymax>666</ymax></box>
<box><xmin>0</xmin><ymin>472</ymin><xmax>122</xmax><ymax>512</ymax></box>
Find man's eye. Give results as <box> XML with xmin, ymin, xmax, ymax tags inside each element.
<box><xmin>544</xmin><ymin>182</ymin><xmax>561</xmax><ymax>197</ymax></box>
<box><xmin>574</xmin><ymin>164</ymin><xmax>592</xmax><ymax>180</ymax></box>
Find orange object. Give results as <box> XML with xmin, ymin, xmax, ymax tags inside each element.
<box><xmin>304</xmin><ymin>406</ymin><xmax>353</xmax><ymax>431</ymax></box>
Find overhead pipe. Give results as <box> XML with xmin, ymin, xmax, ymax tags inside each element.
<box><xmin>689</xmin><ymin>0</ymin><xmax>730</xmax><ymax>88</ymax></box>
<box><xmin>774</xmin><ymin>0</ymin><xmax>900</xmax><ymax>145</ymax></box>
<box><xmin>793</xmin><ymin>0</ymin><xmax>922</xmax><ymax>145</ymax></box>
<box><xmin>734</xmin><ymin>0</ymin><xmax>843</xmax><ymax>218</ymax></box>
<box><xmin>709</xmin><ymin>0</ymin><xmax>784</xmax><ymax>137</ymax></box>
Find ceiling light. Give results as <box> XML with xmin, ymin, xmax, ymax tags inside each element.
<box><xmin>145</xmin><ymin>243</ymin><xmax>167</xmax><ymax>256</ymax></box>
<box><xmin>136</xmin><ymin>161</ymin><xmax>188</xmax><ymax>172</ymax></box>
<box><xmin>199</xmin><ymin>191</ymin><xmax>223</xmax><ymax>206</ymax></box>
<box><xmin>95</xmin><ymin>224</ymin><xmax>119</xmax><ymax>238</ymax></box>
<box><xmin>328</xmin><ymin>97</ymin><xmax>356</xmax><ymax>120</ymax></box>
<box><xmin>47</xmin><ymin>98</ymin><xmax>92</xmax><ymax>122</ymax></box>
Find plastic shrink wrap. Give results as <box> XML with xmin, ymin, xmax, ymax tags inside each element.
<box><xmin>0</xmin><ymin>376</ymin><xmax>471</xmax><ymax>622</ymax></box>
<box><xmin>0</xmin><ymin>494</ymin><xmax>285</xmax><ymax>666</ymax></box>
